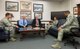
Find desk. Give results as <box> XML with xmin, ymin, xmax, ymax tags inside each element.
<box><xmin>19</xmin><ymin>27</ymin><xmax>46</xmax><ymax>40</ymax></box>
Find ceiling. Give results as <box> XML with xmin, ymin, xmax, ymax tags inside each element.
<box><xmin>33</xmin><ymin>0</ymin><xmax>64</xmax><ymax>2</ymax></box>
<box><xmin>46</xmin><ymin>0</ymin><xmax>64</xmax><ymax>1</ymax></box>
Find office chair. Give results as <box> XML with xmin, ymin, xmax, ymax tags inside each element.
<box><xmin>64</xmin><ymin>17</ymin><xmax>80</xmax><ymax>49</ymax></box>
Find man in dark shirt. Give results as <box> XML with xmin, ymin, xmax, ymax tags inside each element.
<box><xmin>32</xmin><ymin>16</ymin><xmax>42</xmax><ymax>28</ymax></box>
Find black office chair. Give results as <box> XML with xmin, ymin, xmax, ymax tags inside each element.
<box><xmin>64</xmin><ymin>17</ymin><xmax>80</xmax><ymax>49</ymax></box>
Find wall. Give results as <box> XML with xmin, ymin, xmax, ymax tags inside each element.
<box><xmin>69</xmin><ymin>0</ymin><xmax>80</xmax><ymax>15</ymax></box>
<box><xmin>60</xmin><ymin>0</ymin><xmax>70</xmax><ymax>11</ymax></box>
<box><xmin>0</xmin><ymin>0</ymin><xmax>70</xmax><ymax>21</ymax></box>
<box><xmin>0</xmin><ymin>0</ymin><xmax>20</xmax><ymax>20</ymax></box>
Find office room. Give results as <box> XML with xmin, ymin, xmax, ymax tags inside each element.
<box><xmin>0</xmin><ymin>0</ymin><xmax>80</xmax><ymax>49</ymax></box>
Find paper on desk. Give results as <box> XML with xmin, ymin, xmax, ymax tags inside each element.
<box><xmin>33</xmin><ymin>27</ymin><xmax>40</xmax><ymax>30</ymax></box>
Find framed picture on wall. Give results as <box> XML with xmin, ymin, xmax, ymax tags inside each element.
<box><xmin>34</xmin><ymin>12</ymin><xmax>42</xmax><ymax>19</ymax></box>
<box><xmin>20</xmin><ymin>11</ymin><xmax>32</xmax><ymax>19</ymax></box>
<box><xmin>73</xmin><ymin>7</ymin><xmax>78</xmax><ymax>15</ymax></box>
<box><xmin>20</xmin><ymin>1</ymin><xmax>32</xmax><ymax>11</ymax></box>
<box><xmin>33</xmin><ymin>4</ymin><xmax>43</xmax><ymax>12</ymax></box>
<box><xmin>5</xmin><ymin>1</ymin><xmax>19</xmax><ymax>11</ymax></box>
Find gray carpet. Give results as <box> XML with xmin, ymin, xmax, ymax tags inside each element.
<box><xmin>0</xmin><ymin>35</ymin><xmax>80</xmax><ymax>49</ymax></box>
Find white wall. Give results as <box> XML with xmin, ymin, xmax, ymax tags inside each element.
<box><xmin>60</xmin><ymin>0</ymin><xmax>70</xmax><ymax>11</ymax></box>
<box><xmin>0</xmin><ymin>0</ymin><xmax>20</xmax><ymax>20</ymax></box>
<box><xmin>0</xmin><ymin>0</ymin><xmax>71</xmax><ymax>20</ymax></box>
<box><xmin>33</xmin><ymin>1</ymin><xmax>64</xmax><ymax>20</ymax></box>
<box><xmin>69</xmin><ymin>0</ymin><xmax>80</xmax><ymax>15</ymax></box>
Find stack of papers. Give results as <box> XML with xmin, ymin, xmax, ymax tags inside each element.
<box><xmin>33</xmin><ymin>27</ymin><xmax>40</xmax><ymax>30</ymax></box>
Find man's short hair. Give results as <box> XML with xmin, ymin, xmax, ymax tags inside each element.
<box><xmin>53</xmin><ymin>15</ymin><xmax>57</xmax><ymax>18</ymax></box>
<box><xmin>64</xmin><ymin>11</ymin><xmax>70</xmax><ymax>14</ymax></box>
<box><xmin>5</xmin><ymin>13</ymin><xmax>14</xmax><ymax>17</ymax></box>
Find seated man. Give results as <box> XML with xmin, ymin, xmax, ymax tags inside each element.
<box><xmin>32</xmin><ymin>16</ymin><xmax>42</xmax><ymax>28</ymax></box>
<box><xmin>18</xmin><ymin>16</ymin><xmax>28</xmax><ymax>28</ymax></box>
<box><xmin>51</xmin><ymin>11</ymin><xmax>79</xmax><ymax>48</ymax></box>
<box><xmin>0</xmin><ymin>13</ymin><xmax>18</xmax><ymax>41</ymax></box>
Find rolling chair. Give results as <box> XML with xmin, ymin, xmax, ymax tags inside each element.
<box><xmin>64</xmin><ymin>16</ymin><xmax>80</xmax><ymax>49</ymax></box>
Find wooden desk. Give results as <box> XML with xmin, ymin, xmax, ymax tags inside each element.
<box><xmin>19</xmin><ymin>28</ymin><xmax>46</xmax><ymax>40</ymax></box>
